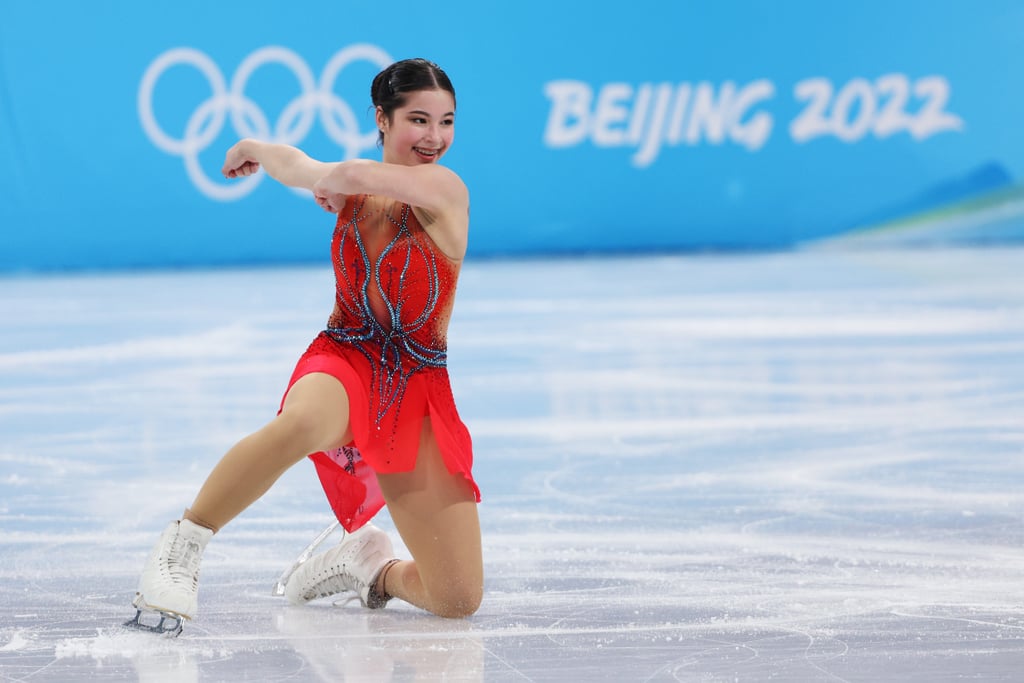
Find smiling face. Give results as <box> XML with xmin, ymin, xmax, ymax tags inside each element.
<box><xmin>376</xmin><ymin>88</ymin><xmax>455</xmax><ymax>166</ymax></box>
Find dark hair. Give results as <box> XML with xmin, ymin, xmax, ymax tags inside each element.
<box><xmin>371</xmin><ymin>58</ymin><xmax>456</xmax><ymax>146</ymax></box>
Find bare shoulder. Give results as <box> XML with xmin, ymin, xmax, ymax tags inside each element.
<box><xmin>417</xmin><ymin>163</ymin><xmax>469</xmax><ymax>209</ymax></box>
<box><xmin>407</xmin><ymin>164</ymin><xmax>469</xmax><ymax>261</ymax></box>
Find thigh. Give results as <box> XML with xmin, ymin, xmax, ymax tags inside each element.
<box><xmin>376</xmin><ymin>419</ymin><xmax>482</xmax><ymax>594</ymax></box>
<box><xmin>278</xmin><ymin>371</ymin><xmax>354</xmax><ymax>454</ymax></box>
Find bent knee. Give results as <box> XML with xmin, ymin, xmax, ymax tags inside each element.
<box><xmin>272</xmin><ymin>406</ymin><xmax>349</xmax><ymax>454</ymax></box>
<box><xmin>431</xmin><ymin>584</ymin><xmax>483</xmax><ymax>619</ymax></box>
<box><xmin>276</xmin><ymin>373</ymin><xmax>351</xmax><ymax>452</ymax></box>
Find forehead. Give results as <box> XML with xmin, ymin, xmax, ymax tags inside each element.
<box><xmin>396</xmin><ymin>88</ymin><xmax>455</xmax><ymax>114</ymax></box>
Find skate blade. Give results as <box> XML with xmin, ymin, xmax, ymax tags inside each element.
<box><xmin>272</xmin><ymin>521</ymin><xmax>341</xmax><ymax>596</ymax></box>
<box><xmin>124</xmin><ymin>608</ymin><xmax>185</xmax><ymax>637</ymax></box>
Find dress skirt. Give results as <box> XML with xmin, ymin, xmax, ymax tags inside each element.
<box><xmin>280</xmin><ymin>332</ymin><xmax>478</xmax><ymax>532</ymax></box>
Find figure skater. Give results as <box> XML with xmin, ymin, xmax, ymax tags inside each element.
<box><xmin>128</xmin><ymin>58</ymin><xmax>481</xmax><ymax>635</ymax></box>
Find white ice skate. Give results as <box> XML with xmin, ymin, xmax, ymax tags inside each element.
<box><xmin>283</xmin><ymin>523</ymin><xmax>396</xmax><ymax>609</ymax></box>
<box><xmin>271</xmin><ymin>520</ymin><xmax>340</xmax><ymax>597</ymax></box>
<box><xmin>125</xmin><ymin>519</ymin><xmax>213</xmax><ymax>636</ymax></box>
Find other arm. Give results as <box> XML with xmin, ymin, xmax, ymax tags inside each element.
<box><xmin>312</xmin><ymin>160</ymin><xmax>467</xmax><ymax>219</ymax></box>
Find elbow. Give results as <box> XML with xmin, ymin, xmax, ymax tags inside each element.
<box><xmin>329</xmin><ymin>159</ymin><xmax>374</xmax><ymax>195</ymax></box>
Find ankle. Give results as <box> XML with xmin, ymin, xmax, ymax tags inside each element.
<box><xmin>379</xmin><ymin>559</ymin><xmax>400</xmax><ymax>595</ymax></box>
<box><xmin>182</xmin><ymin>508</ymin><xmax>219</xmax><ymax>534</ymax></box>
<box><xmin>368</xmin><ymin>559</ymin><xmax>400</xmax><ymax>608</ymax></box>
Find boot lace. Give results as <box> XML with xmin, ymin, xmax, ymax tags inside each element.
<box><xmin>161</xmin><ymin>531</ymin><xmax>203</xmax><ymax>592</ymax></box>
<box><xmin>304</xmin><ymin>564</ymin><xmax>361</xmax><ymax>601</ymax></box>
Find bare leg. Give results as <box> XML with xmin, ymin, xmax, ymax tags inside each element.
<box><xmin>374</xmin><ymin>418</ymin><xmax>483</xmax><ymax>618</ymax></box>
<box><xmin>185</xmin><ymin>372</ymin><xmax>353</xmax><ymax>532</ymax></box>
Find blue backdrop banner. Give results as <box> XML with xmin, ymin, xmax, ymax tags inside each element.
<box><xmin>1</xmin><ymin>1</ymin><xmax>1023</xmax><ymax>271</ymax></box>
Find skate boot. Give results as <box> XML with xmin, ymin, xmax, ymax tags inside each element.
<box><xmin>126</xmin><ymin>519</ymin><xmax>214</xmax><ymax>635</ymax></box>
<box><xmin>284</xmin><ymin>523</ymin><xmax>396</xmax><ymax>609</ymax></box>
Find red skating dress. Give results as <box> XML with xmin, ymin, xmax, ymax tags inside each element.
<box><xmin>280</xmin><ymin>194</ymin><xmax>478</xmax><ymax>532</ymax></box>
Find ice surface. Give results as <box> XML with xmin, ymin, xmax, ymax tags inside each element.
<box><xmin>2</xmin><ymin>247</ymin><xmax>1024</xmax><ymax>681</ymax></box>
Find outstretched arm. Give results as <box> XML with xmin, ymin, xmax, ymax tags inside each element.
<box><xmin>312</xmin><ymin>160</ymin><xmax>467</xmax><ymax>218</ymax></box>
<box><xmin>222</xmin><ymin>139</ymin><xmax>337</xmax><ymax>191</ymax></box>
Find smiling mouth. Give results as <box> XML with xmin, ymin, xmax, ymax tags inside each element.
<box><xmin>414</xmin><ymin>146</ymin><xmax>439</xmax><ymax>158</ymax></box>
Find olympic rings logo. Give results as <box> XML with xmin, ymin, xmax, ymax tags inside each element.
<box><xmin>138</xmin><ymin>44</ymin><xmax>393</xmax><ymax>200</ymax></box>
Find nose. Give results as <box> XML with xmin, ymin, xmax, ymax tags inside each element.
<box><xmin>423</xmin><ymin>122</ymin><xmax>441</xmax><ymax>143</ymax></box>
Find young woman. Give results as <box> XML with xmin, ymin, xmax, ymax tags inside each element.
<box><xmin>130</xmin><ymin>58</ymin><xmax>482</xmax><ymax>633</ymax></box>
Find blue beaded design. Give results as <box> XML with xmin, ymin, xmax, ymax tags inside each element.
<box><xmin>325</xmin><ymin>197</ymin><xmax>448</xmax><ymax>427</ymax></box>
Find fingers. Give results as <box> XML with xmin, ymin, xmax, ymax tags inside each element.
<box><xmin>222</xmin><ymin>160</ymin><xmax>260</xmax><ymax>179</ymax></box>
<box><xmin>315</xmin><ymin>194</ymin><xmax>338</xmax><ymax>213</ymax></box>
<box><xmin>221</xmin><ymin>140</ymin><xmax>260</xmax><ymax>178</ymax></box>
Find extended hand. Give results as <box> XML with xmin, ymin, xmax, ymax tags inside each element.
<box><xmin>222</xmin><ymin>140</ymin><xmax>261</xmax><ymax>179</ymax></box>
<box><xmin>312</xmin><ymin>177</ymin><xmax>346</xmax><ymax>214</ymax></box>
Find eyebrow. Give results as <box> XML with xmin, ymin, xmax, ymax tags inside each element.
<box><xmin>409</xmin><ymin>109</ymin><xmax>456</xmax><ymax>117</ymax></box>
